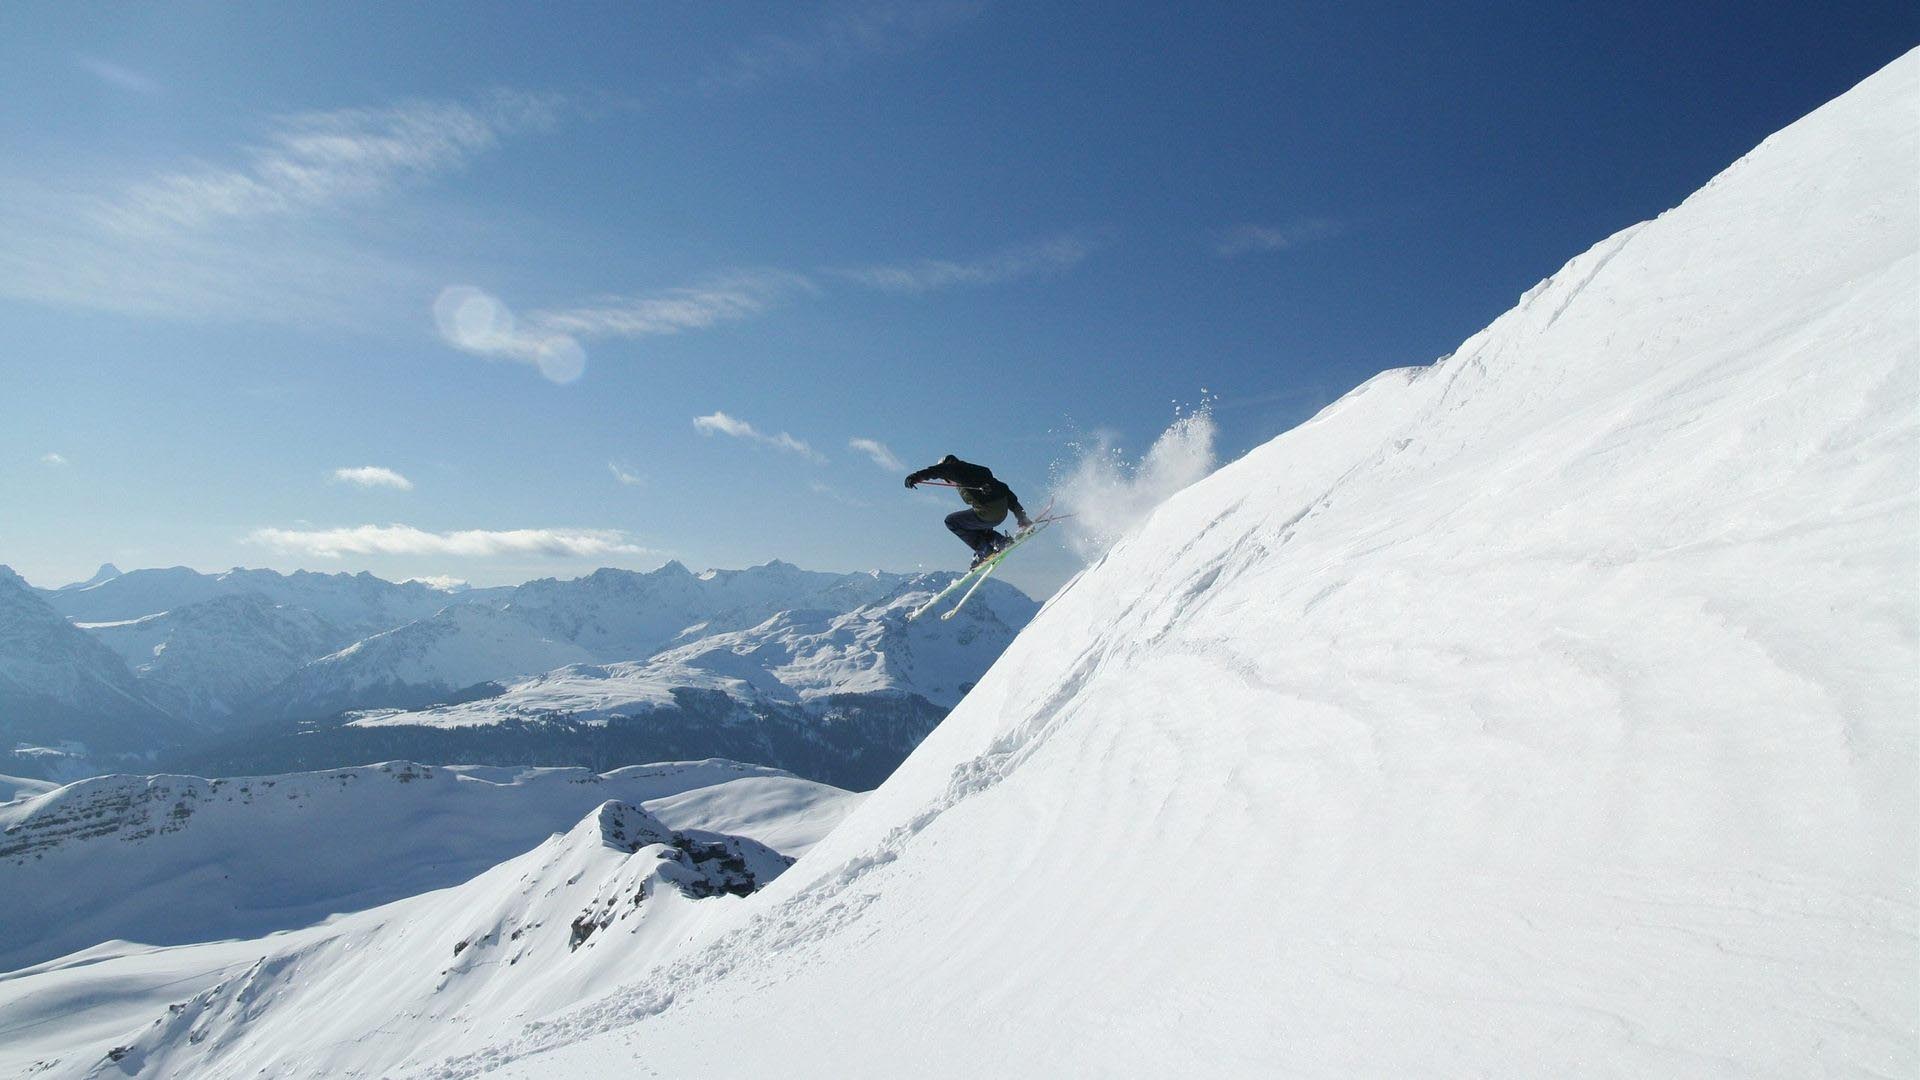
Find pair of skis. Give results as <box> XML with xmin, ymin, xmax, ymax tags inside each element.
<box><xmin>907</xmin><ymin>504</ymin><xmax>1068</xmax><ymax>622</ymax></box>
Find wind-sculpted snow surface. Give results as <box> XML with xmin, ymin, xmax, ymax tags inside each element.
<box><xmin>406</xmin><ymin>53</ymin><xmax>1917</xmax><ymax>1078</ymax></box>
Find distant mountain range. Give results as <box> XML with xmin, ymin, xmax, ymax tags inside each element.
<box><xmin>1</xmin><ymin>561</ymin><xmax>1038</xmax><ymax>786</ymax></box>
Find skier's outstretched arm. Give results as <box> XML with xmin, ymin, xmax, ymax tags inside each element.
<box><xmin>1008</xmin><ymin>490</ymin><xmax>1033</xmax><ymax>529</ymax></box>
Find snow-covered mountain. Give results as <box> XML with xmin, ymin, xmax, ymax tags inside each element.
<box><xmin>198</xmin><ymin>575</ymin><xmax>1035</xmax><ymax>789</ymax></box>
<box><xmin>41</xmin><ymin>565</ymin><xmax>486</xmax><ymax>637</ymax></box>
<box><xmin>54</xmin><ymin>564</ymin><xmax>122</xmax><ymax>591</ymax></box>
<box><xmin>257</xmin><ymin>563</ymin><xmax>1036</xmax><ymax>716</ymax></box>
<box><xmin>504</xmin><ymin>561</ymin><xmax>901</xmax><ymax>658</ymax></box>
<box><xmin>86</xmin><ymin>592</ymin><xmax>348</xmax><ymax>726</ymax></box>
<box><xmin>245</xmin><ymin>50</ymin><xmax>1911</xmax><ymax>1079</ymax></box>
<box><xmin>0</xmin><ymin>761</ymin><xmax>860</xmax><ymax>1077</ymax></box>
<box><xmin>7</xmin><ymin>561</ymin><xmax>1038</xmax><ymax>783</ymax></box>
<box><xmin>0</xmin><ymin>758</ymin><xmax>857</xmax><ymax>973</ymax></box>
<box><xmin>0</xmin><ymin>566</ymin><xmax>179</xmax><ymax>770</ymax></box>
<box><xmin>267</xmin><ymin>603</ymin><xmax>598</xmax><ymax>719</ymax></box>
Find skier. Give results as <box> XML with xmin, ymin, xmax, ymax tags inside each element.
<box><xmin>904</xmin><ymin>455</ymin><xmax>1035</xmax><ymax>568</ymax></box>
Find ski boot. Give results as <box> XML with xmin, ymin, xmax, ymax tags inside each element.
<box><xmin>969</xmin><ymin>532</ymin><xmax>1012</xmax><ymax>569</ymax></box>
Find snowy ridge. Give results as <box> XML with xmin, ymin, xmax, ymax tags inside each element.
<box><xmin>0</xmin><ymin>758</ymin><xmax>842</xmax><ymax>973</ymax></box>
<box><xmin>401</xmin><ymin>51</ymin><xmax>1918</xmax><ymax>1077</ymax></box>
<box><xmin>10</xmin><ymin>798</ymin><xmax>801</xmax><ymax>1079</ymax></box>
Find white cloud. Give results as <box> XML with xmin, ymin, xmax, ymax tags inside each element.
<box><xmin>433</xmin><ymin>272</ymin><xmax>809</xmax><ymax>385</ymax></box>
<box><xmin>848</xmin><ymin>437</ymin><xmax>905</xmax><ymax>471</ymax></box>
<box><xmin>833</xmin><ymin>234</ymin><xmax>1091</xmax><ymax>293</ymax></box>
<box><xmin>432</xmin><ymin>233</ymin><xmax>1090</xmax><ymax>384</ymax></box>
<box><xmin>41</xmin><ymin>452</ymin><xmax>68</xmax><ymax>466</ymax></box>
<box><xmin>404</xmin><ymin>574</ymin><xmax>470</xmax><ymax>591</ymax></box>
<box><xmin>608</xmin><ymin>461</ymin><xmax>645</xmax><ymax>486</ymax></box>
<box><xmin>331</xmin><ymin>465</ymin><xmax>414</xmax><ymax>490</ymax></box>
<box><xmin>433</xmin><ymin>286</ymin><xmax>587</xmax><ymax>384</ymax></box>
<box><xmin>76</xmin><ymin>56</ymin><xmax>161</xmax><ymax>95</ymax></box>
<box><xmin>1214</xmin><ymin>219</ymin><xmax>1341</xmax><ymax>257</ymax></box>
<box><xmin>246</xmin><ymin>524</ymin><xmax>649</xmax><ymax>559</ymax></box>
<box><xmin>537</xmin><ymin>271</ymin><xmax>810</xmax><ymax>338</ymax></box>
<box><xmin>694</xmin><ymin>411</ymin><xmax>823</xmax><ymax>461</ymax></box>
<box><xmin>0</xmin><ymin>92</ymin><xmax>562</xmax><ymax>325</ymax></box>
<box><xmin>96</xmin><ymin>93</ymin><xmax>561</xmax><ymax>237</ymax></box>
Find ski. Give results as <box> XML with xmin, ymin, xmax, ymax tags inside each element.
<box><xmin>907</xmin><ymin>500</ymin><xmax>1069</xmax><ymax>623</ymax></box>
<box><xmin>938</xmin><ymin>519</ymin><xmax>1053</xmax><ymax>621</ymax></box>
<box><xmin>907</xmin><ymin>560</ymin><xmax>993</xmax><ymax>621</ymax></box>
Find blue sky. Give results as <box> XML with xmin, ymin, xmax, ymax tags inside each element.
<box><xmin>3</xmin><ymin>2</ymin><xmax>1913</xmax><ymax>598</ymax></box>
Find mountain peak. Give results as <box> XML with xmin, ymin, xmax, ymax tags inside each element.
<box><xmin>58</xmin><ymin>563</ymin><xmax>123</xmax><ymax>591</ymax></box>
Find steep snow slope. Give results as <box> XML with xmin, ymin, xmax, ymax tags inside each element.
<box><xmin>0</xmin><ymin>758</ymin><xmax>828</xmax><ymax>973</ymax></box>
<box><xmin>426</xmin><ymin>52</ymin><xmax>1917</xmax><ymax>1078</ymax></box>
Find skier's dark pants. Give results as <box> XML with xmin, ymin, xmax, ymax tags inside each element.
<box><xmin>945</xmin><ymin>509</ymin><xmax>1005</xmax><ymax>554</ymax></box>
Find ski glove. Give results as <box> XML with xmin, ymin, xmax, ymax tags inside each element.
<box><xmin>904</xmin><ymin>477</ymin><xmax>918</xmax><ymax>489</ymax></box>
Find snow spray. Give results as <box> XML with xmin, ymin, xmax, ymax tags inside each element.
<box><xmin>1048</xmin><ymin>396</ymin><xmax>1219</xmax><ymax>561</ymax></box>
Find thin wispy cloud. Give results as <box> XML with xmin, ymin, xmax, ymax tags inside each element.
<box><xmin>833</xmin><ymin>234</ymin><xmax>1092</xmax><ymax>293</ymax></box>
<box><xmin>95</xmin><ymin>92</ymin><xmax>561</xmax><ymax>236</ymax></box>
<box><xmin>246</xmin><ymin>524</ymin><xmax>649</xmax><ymax>559</ymax></box>
<box><xmin>331</xmin><ymin>465</ymin><xmax>414</xmax><ymax>490</ymax></box>
<box><xmin>434</xmin><ymin>271</ymin><xmax>809</xmax><ymax>384</ymax></box>
<box><xmin>848</xmin><ymin>437</ymin><xmax>905</xmax><ymax>471</ymax></box>
<box><xmin>76</xmin><ymin>55</ymin><xmax>161</xmax><ymax>95</ymax></box>
<box><xmin>432</xmin><ymin>286</ymin><xmax>588</xmax><ymax>383</ymax></box>
<box><xmin>434</xmin><ymin>225</ymin><xmax>1097</xmax><ymax>383</ymax></box>
<box><xmin>1214</xmin><ymin>219</ymin><xmax>1342</xmax><ymax>257</ymax></box>
<box><xmin>704</xmin><ymin>1</ymin><xmax>984</xmax><ymax>91</ymax></box>
<box><xmin>809</xmin><ymin>481</ymin><xmax>871</xmax><ymax>508</ymax></box>
<box><xmin>608</xmin><ymin>461</ymin><xmax>645</xmax><ymax>486</ymax></box>
<box><xmin>41</xmin><ymin>452</ymin><xmax>68</xmax><ymax>467</ymax></box>
<box><xmin>0</xmin><ymin>92</ymin><xmax>563</xmax><ymax>325</ymax></box>
<box><xmin>538</xmin><ymin>271</ymin><xmax>812</xmax><ymax>338</ymax></box>
<box><xmin>694</xmin><ymin>411</ymin><xmax>823</xmax><ymax>461</ymax></box>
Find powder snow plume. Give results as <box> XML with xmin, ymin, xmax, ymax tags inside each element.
<box><xmin>1049</xmin><ymin>399</ymin><xmax>1219</xmax><ymax>561</ymax></box>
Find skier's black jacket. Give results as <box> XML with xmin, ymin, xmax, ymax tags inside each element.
<box><xmin>905</xmin><ymin>455</ymin><xmax>1030</xmax><ymax>527</ymax></box>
